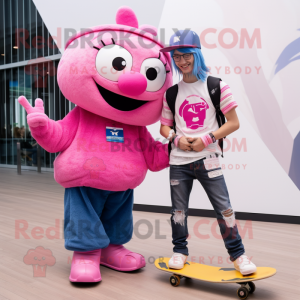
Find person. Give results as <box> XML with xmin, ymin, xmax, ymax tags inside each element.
<box><xmin>159</xmin><ymin>30</ymin><xmax>257</xmax><ymax>275</ymax></box>
<box><xmin>13</xmin><ymin>126</ymin><xmax>32</xmax><ymax>162</ymax></box>
<box><xmin>19</xmin><ymin>126</ymin><xmax>37</xmax><ymax>165</ymax></box>
<box><xmin>13</xmin><ymin>126</ymin><xmax>21</xmax><ymax>138</ymax></box>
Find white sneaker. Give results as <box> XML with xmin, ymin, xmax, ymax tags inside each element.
<box><xmin>234</xmin><ymin>254</ymin><xmax>257</xmax><ymax>275</ymax></box>
<box><xmin>168</xmin><ymin>253</ymin><xmax>188</xmax><ymax>269</ymax></box>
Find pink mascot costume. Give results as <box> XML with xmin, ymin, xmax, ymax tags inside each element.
<box><xmin>18</xmin><ymin>7</ymin><xmax>172</xmax><ymax>282</ymax></box>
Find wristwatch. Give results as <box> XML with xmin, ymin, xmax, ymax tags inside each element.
<box><xmin>209</xmin><ymin>132</ymin><xmax>216</xmax><ymax>143</ymax></box>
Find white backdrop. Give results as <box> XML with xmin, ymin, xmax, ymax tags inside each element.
<box><xmin>33</xmin><ymin>0</ymin><xmax>300</xmax><ymax>216</ymax></box>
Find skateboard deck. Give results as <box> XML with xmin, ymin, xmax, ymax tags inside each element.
<box><xmin>155</xmin><ymin>257</ymin><xmax>276</xmax><ymax>299</ymax></box>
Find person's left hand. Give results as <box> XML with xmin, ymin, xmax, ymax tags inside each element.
<box><xmin>187</xmin><ymin>137</ymin><xmax>205</xmax><ymax>152</ymax></box>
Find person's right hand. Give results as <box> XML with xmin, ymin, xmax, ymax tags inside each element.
<box><xmin>178</xmin><ymin>136</ymin><xmax>196</xmax><ymax>152</ymax></box>
<box><xmin>18</xmin><ymin>96</ymin><xmax>48</xmax><ymax>128</ymax></box>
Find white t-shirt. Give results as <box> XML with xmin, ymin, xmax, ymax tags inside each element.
<box><xmin>160</xmin><ymin>78</ymin><xmax>238</xmax><ymax>165</ymax></box>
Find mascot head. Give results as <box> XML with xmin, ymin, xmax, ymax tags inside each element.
<box><xmin>57</xmin><ymin>6</ymin><xmax>173</xmax><ymax>126</ymax></box>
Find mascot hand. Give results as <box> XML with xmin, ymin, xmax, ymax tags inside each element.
<box><xmin>18</xmin><ymin>96</ymin><xmax>48</xmax><ymax>128</ymax></box>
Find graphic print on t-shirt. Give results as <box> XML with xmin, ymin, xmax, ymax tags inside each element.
<box><xmin>179</xmin><ymin>95</ymin><xmax>209</xmax><ymax>130</ymax></box>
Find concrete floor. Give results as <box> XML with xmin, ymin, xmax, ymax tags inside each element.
<box><xmin>0</xmin><ymin>168</ymin><xmax>299</xmax><ymax>300</ymax></box>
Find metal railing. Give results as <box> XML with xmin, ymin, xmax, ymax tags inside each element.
<box><xmin>37</xmin><ymin>145</ymin><xmax>41</xmax><ymax>173</ymax></box>
<box><xmin>17</xmin><ymin>142</ymin><xmax>21</xmax><ymax>175</ymax></box>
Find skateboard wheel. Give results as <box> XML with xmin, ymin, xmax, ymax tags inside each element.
<box><xmin>170</xmin><ymin>275</ymin><xmax>180</xmax><ymax>287</ymax></box>
<box><xmin>248</xmin><ymin>282</ymin><xmax>256</xmax><ymax>294</ymax></box>
<box><xmin>237</xmin><ymin>287</ymin><xmax>249</xmax><ymax>299</ymax></box>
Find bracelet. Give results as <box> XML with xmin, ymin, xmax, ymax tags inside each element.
<box><xmin>200</xmin><ymin>134</ymin><xmax>213</xmax><ymax>147</ymax></box>
<box><xmin>172</xmin><ymin>135</ymin><xmax>178</xmax><ymax>145</ymax></box>
<box><xmin>167</xmin><ymin>129</ymin><xmax>174</xmax><ymax>141</ymax></box>
<box><xmin>174</xmin><ymin>135</ymin><xmax>182</xmax><ymax>147</ymax></box>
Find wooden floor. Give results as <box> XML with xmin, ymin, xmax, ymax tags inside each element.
<box><xmin>0</xmin><ymin>168</ymin><xmax>299</xmax><ymax>300</ymax></box>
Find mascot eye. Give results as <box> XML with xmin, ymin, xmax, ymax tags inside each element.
<box><xmin>95</xmin><ymin>45</ymin><xmax>133</xmax><ymax>81</ymax></box>
<box><xmin>140</xmin><ymin>58</ymin><xmax>166</xmax><ymax>92</ymax></box>
<box><xmin>112</xmin><ymin>57</ymin><xmax>127</xmax><ymax>71</ymax></box>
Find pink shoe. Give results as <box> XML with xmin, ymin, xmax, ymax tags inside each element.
<box><xmin>100</xmin><ymin>244</ymin><xmax>146</xmax><ymax>271</ymax></box>
<box><xmin>69</xmin><ymin>249</ymin><xmax>102</xmax><ymax>282</ymax></box>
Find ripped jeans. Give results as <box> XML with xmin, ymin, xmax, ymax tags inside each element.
<box><xmin>170</xmin><ymin>157</ymin><xmax>245</xmax><ymax>261</ymax></box>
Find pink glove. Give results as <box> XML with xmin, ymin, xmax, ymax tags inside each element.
<box><xmin>18</xmin><ymin>96</ymin><xmax>48</xmax><ymax>128</ymax></box>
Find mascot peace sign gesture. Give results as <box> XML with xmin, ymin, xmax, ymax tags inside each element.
<box><xmin>18</xmin><ymin>96</ymin><xmax>48</xmax><ymax>128</ymax></box>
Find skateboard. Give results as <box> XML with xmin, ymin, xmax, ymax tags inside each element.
<box><xmin>155</xmin><ymin>257</ymin><xmax>276</xmax><ymax>299</ymax></box>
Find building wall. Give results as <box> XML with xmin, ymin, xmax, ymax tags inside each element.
<box><xmin>0</xmin><ymin>0</ymin><xmax>74</xmax><ymax>169</ymax></box>
<box><xmin>1</xmin><ymin>0</ymin><xmax>299</xmax><ymax>217</ymax></box>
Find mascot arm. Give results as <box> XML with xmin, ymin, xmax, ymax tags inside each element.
<box><xmin>18</xmin><ymin>96</ymin><xmax>80</xmax><ymax>153</ymax></box>
<box><xmin>139</xmin><ymin>126</ymin><xmax>170</xmax><ymax>172</ymax></box>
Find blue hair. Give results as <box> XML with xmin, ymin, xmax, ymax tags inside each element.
<box><xmin>170</xmin><ymin>47</ymin><xmax>209</xmax><ymax>82</ymax></box>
